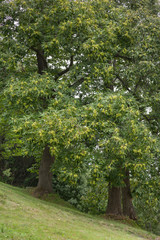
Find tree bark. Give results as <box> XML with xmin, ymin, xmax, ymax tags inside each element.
<box><xmin>31</xmin><ymin>47</ymin><xmax>55</xmax><ymax>196</ymax></box>
<box><xmin>34</xmin><ymin>146</ymin><xmax>54</xmax><ymax>196</ymax></box>
<box><xmin>106</xmin><ymin>183</ymin><xmax>122</xmax><ymax>216</ymax></box>
<box><xmin>36</xmin><ymin>49</ymin><xmax>48</xmax><ymax>74</ymax></box>
<box><xmin>122</xmin><ymin>170</ymin><xmax>137</xmax><ymax>220</ymax></box>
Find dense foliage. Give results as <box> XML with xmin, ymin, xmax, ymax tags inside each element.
<box><xmin>1</xmin><ymin>0</ymin><xmax>160</xmax><ymax>235</ymax></box>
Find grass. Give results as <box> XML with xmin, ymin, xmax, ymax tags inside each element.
<box><xmin>0</xmin><ymin>182</ymin><xmax>158</xmax><ymax>240</ymax></box>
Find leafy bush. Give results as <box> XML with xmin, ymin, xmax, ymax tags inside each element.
<box><xmin>52</xmin><ymin>170</ymin><xmax>108</xmax><ymax>214</ymax></box>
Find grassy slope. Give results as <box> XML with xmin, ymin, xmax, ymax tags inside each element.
<box><xmin>0</xmin><ymin>182</ymin><xmax>157</xmax><ymax>240</ymax></box>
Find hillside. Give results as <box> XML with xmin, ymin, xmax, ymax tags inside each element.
<box><xmin>0</xmin><ymin>182</ymin><xmax>158</xmax><ymax>240</ymax></box>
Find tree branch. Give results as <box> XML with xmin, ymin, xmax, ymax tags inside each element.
<box><xmin>55</xmin><ymin>55</ymin><xmax>74</xmax><ymax>81</ymax></box>
<box><xmin>114</xmin><ymin>53</ymin><xmax>133</xmax><ymax>62</ymax></box>
<box><xmin>116</xmin><ymin>74</ymin><xmax>132</xmax><ymax>93</ymax></box>
<box><xmin>30</xmin><ymin>46</ymin><xmax>48</xmax><ymax>74</ymax></box>
<box><xmin>69</xmin><ymin>77</ymin><xmax>85</xmax><ymax>88</ymax></box>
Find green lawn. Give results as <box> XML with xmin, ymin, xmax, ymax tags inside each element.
<box><xmin>0</xmin><ymin>182</ymin><xmax>157</xmax><ymax>240</ymax></box>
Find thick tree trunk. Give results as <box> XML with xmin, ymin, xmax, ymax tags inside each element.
<box><xmin>106</xmin><ymin>183</ymin><xmax>122</xmax><ymax>216</ymax></box>
<box><xmin>122</xmin><ymin>170</ymin><xmax>137</xmax><ymax>220</ymax></box>
<box><xmin>31</xmin><ymin>47</ymin><xmax>55</xmax><ymax>196</ymax></box>
<box><xmin>34</xmin><ymin>146</ymin><xmax>54</xmax><ymax>196</ymax></box>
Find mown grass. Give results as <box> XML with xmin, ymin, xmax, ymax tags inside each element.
<box><xmin>0</xmin><ymin>182</ymin><xmax>157</xmax><ymax>240</ymax></box>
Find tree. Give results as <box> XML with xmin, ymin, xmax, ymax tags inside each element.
<box><xmin>1</xmin><ymin>0</ymin><xmax>159</xmax><ymax>222</ymax></box>
<box><xmin>80</xmin><ymin>93</ymin><xmax>158</xmax><ymax>218</ymax></box>
<box><xmin>1</xmin><ymin>0</ymin><xmax>98</xmax><ymax>195</ymax></box>
<box><xmin>75</xmin><ymin>0</ymin><xmax>160</xmax><ymax>219</ymax></box>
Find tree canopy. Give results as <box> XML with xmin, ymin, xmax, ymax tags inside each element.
<box><xmin>1</xmin><ymin>0</ymin><xmax>160</xmax><ymax>234</ymax></box>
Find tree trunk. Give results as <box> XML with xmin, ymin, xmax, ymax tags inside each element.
<box><xmin>122</xmin><ymin>170</ymin><xmax>137</xmax><ymax>220</ymax></box>
<box><xmin>106</xmin><ymin>183</ymin><xmax>122</xmax><ymax>216</ymax></box>
<box><xmin>34</xmin><ymin>146</ymin><xmax>54</xmax><ymax>196</ymax></box>
<box><xmin>31</xmin><ymin>47</ymin><xmax>55</xmax><ymax>196</ymax></box>
<box><xmin>36</xmin><ymin>49</ymin><xmax>48</xmax><ymax>74</ymax></box>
